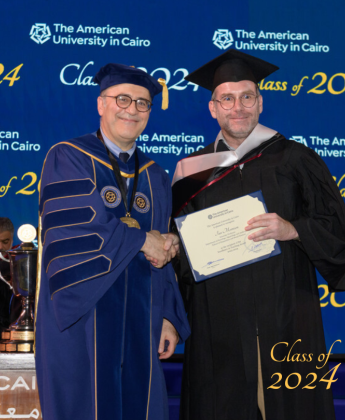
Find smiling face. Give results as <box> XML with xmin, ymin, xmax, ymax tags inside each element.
<box><xmin>208</xmin><ymin>80</ymin><xmax>263</xmax><ymax>149</ymax></box>
<box><xmin>97</xmin><ymin>83</ymin><xmax>151</xmax><ymax>151</ymax></box>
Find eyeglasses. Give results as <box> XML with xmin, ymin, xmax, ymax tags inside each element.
<box><xmin>213</xmin><ymin>94</ymin><xmax>258</xmax><ymax>110</ymax></box>
<box><xmin>102</xmin><ymin>94</ymin><xmax>152</xmax><ymax>112</ymax></box>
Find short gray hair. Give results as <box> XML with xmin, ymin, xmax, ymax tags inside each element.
<box><xmin>0</xmin><ymin>218</ymin><xmax>14</xmax><ymax>235</ymax></box>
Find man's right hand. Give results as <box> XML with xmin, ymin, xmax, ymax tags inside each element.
<box><xmin>245</xmin><ymin>213</ymin><xmax>299</xmax><ymax>241</ymax></box>
<box><xmin>141</xmin><ymin>230</ymin><xmax>170</xmax><ymax>268</ymax></box>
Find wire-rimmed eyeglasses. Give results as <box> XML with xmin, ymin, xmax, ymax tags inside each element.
<box><xmin>213</xmin><ymin>94</ymin><xmax>259</xmax><ymax>110</ymax></box>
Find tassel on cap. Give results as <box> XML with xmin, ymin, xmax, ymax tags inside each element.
<box><xmin>158</xmin><ymin>78</ymin><xmax>169</xmax><ymax>110</ymax></box>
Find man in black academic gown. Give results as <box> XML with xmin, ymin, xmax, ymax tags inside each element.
<box><xmin>172</xmin><ymin>50</ymin><xmax>345</xmax><ymax>420</ymax></box>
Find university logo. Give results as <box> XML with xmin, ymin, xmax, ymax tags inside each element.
<box><xmin>133</xmin><ymin>192</ymin><xmax>150</xmax><ymax>213</ymax></box>
<box><xmin>212</xmin><ymin>29</ymin><xmax>234</xmax><ymax>50</ymax></box>
<box><xmin>290</xmin><ymin>136</ymin><xmax>308</xmax><ymax>147</ymax></box>
<box><xmin>101</xmin><ymin>186</ymin><xmax>122</xmax><ymax>208</ymax></box>
<box><xmin>29</xmin><ymin>24</ymin><xmax>51</xmax><ymax>44</ymax></box>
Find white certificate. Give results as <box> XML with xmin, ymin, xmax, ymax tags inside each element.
<box><xmin>175</xmin><ymin>191</ymin><xmax>281</xmax><ymax>282</ymax></box>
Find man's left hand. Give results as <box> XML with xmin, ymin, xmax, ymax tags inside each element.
<box><xmin>158</xmin><ymin>319</ymin><xmax>179</xmax><ymax>360</ymax></box>
<box><xmin>245</xmin><ymin>213</ymin><xmax>299</xmax><ymax>241</ymax></box>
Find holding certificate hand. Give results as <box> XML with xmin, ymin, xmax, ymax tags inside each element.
<box><xmin>246</xmin><ymin>212</ymin><xmax>299</xmax><ymax>242</ymax></box>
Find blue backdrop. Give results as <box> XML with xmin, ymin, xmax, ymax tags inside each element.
<box><xmin>1</xmin><ymin>0</ymin><xmax>345</xmax><ymax>353</ymax></box>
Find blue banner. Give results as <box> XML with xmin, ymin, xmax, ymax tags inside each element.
<box><xmin>1</xmin><ymin>0</ymin><xmax>345</xmax><ymax>352</ymax></box>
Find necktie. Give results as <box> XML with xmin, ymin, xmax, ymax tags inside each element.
<box><xmin>118</xmin><ymin>152</ymin><xmax>130</xmax><ymax>195</ymax></box>
<box><xmin>119</xmin><ymin>152</ymin><xmax>130</xmax><ymax>163</ymax></box>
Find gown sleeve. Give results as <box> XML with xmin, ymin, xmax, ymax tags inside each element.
<box><xmin>171</xmin><ymin>202</ymin><xmax>196</xmax><ymax>313</ymax></box>
<box><xmin>290</xmin><ymin>145</ymin><xmax>345</xmax><ymax>291</ymax></box>
<box><xmin>39</xmin><ymin>143</ymin><xmax>146</xmax><ymax>331</ymax></box>
<box><xmin>159</xmin><ymin>172</ymin><xmax>191</xmax><ymax>342</ymax></box>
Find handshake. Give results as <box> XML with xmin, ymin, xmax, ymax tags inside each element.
<box><xmin>141</xmin><ymin>231</ymin><xmax>180</xmax><ymax>268</ymax></box>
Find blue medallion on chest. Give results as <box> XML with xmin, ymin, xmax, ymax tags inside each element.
<box><xmin>100</xmin><ymin>186</ymin><xmax>122</xmax><ymax>208</ymax></box>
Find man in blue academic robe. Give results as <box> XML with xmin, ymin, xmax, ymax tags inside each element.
<box><xmin>35</xmin><ymin>63</ymin><xmax>190</xmax><ymax>420</ymax></box>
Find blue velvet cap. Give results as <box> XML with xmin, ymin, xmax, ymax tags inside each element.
<box><xmin>93</xmin><ymin>63</ymin><xmax>163</xmax><ymax>99</ymax></box>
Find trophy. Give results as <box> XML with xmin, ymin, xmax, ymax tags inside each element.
<box><xmin>0</xmin><ymin>224</ymin><xmax>37</xmax><ymax>353</ymax></box>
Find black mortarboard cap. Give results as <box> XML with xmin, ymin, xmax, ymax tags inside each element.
<box><xmin>94</xmin><ymin>63</ymin><xmax>169</xmax><ymax>109</ymax></box>
<box><xmin>185</xmin><ymin>49</ymin><xmax>279</xmax><ymax>92</ymax></box>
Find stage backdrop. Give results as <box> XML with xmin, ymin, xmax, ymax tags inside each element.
<box><xmin>1</xmin><ymin>0</ymin><xmax>345</xmax><ymax>353</ymax></box>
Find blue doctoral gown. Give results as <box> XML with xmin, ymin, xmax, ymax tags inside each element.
<box><xmin>35</xmin><ymin>133</ymin><xmax>190</xmax><ymax>420</ymax></box>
